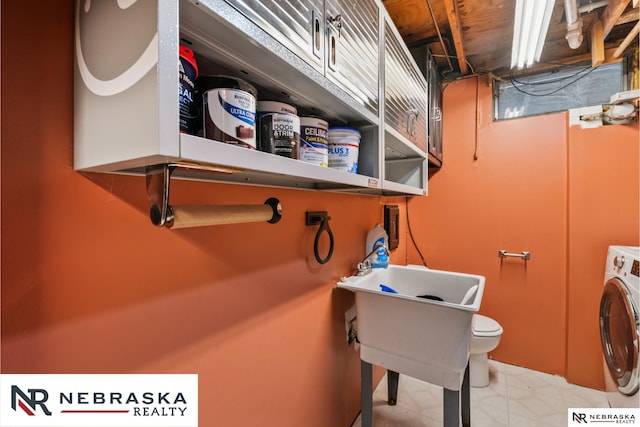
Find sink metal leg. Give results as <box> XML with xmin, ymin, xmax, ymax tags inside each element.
<box><xmin>443</xmin><ymin>388</ymin><xmax>460</xmax><ymax>427</ymax></box>
<box><xmin>361</xmin><ymin>360</ymin><xmax>373</xmax><ymax>427</ymax></box>
<box><xmin>387</xmin><ymin>370</ymin><xmax>399</xmax><ymax>405</ymax></box>
<box><xmin>362</xmin><ymin>362</ymin><xmax>470</xmax><ymax>427</ymax></box>
<box><xmin>462</xmin><ymin>362</ymin><xmax>470</xmax><ymax>427</ymax></box>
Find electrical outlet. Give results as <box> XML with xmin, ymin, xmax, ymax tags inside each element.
<box><xmin>384</xmin><ymin>205</ymin><xmax>399</xmax><ymax>250</ymax></box>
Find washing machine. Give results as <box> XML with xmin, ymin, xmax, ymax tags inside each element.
<box><xmin>600</xmin><ymin>245</ymin><xmax>640</xmax><ymax>408</ymax></box>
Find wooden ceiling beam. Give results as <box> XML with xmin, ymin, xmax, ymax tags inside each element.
<box><xmin>591</xmin><ymin>20</ymin><xmax>605</xmax><ymax>66</ymax></box>
<box><xmin>492</xmin><ymin>48</ymin><xmax>623</xmax><ymax>78</ymax></box>
<box><xmin>443</xmin><ymin>0</ymin><xmax>469</xmax><ymax>75</ymax></box>
<box><xmin>617</xmin><ymin>8</ymin><xmax>639</xmax><ymax>25</ymax></box>
<box><xmin>613</xmin><ymin>21</ymin><xmax>640</xmax><ymax>58</ymax></box>
<box><xmin>602</xmin><ymin>0</ymin><xmax>632</xmax><ymax>39</ymax></box>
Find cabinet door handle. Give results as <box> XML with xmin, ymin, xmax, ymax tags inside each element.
<box><xmin>328</xmin><ymin>30</ymin><xmax>338</xmax><ymax>71</ymax></box>
<box><xmin>312</xmin><ymin>10</ymin><xmax>322</xmax><ymax>59</ymax></box>
<box><xmin>407</xmin><ymin>108</ymin><xmax>419</xmax><ymax>136</ymax></box>
<box><xmin>327</xmin><ymin>14</ymin><xmax>342</xmax><ymax>72</ymax></box>
<box><xmin>433</xmin><ymin>106</ymin><xmax>442</xmax><ymax>122</ymax></box>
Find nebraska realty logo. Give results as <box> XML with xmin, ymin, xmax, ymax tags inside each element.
<box><xmin>569</xmin><ymin>408</ymin><xmax>639</xmax><ymax>425</ymax></box>
<box><xmin>0</xmin><ymin>374</ymin><xmax>198</xmax><ymax>427</ymax></box>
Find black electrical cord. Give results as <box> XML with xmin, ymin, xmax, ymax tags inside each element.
<box><xmin>510</xmin><ymin>64</ymin><xmax>592</xmax><ymax>86</ymax></box>
<box><xmin>508</xmin><ymin>65</ymin><xmax>597</xmax><ymax>97</ymax></box>
<box><xmin>405</xmin><ymin>196</ymin><xmax>429</xmax><ymax>268</ymax></box>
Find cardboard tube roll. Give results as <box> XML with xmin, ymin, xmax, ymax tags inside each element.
<box><xmin>170</xmin><ymin>204</ymin><xmax>275</xmax><ymax>228</ymax></box>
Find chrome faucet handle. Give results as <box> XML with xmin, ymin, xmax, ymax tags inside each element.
<box><xmin>356</xmin><ymin>259</ymin><xmax>372</xmax><ymax>276</ymax></box>
<box><xmin>355</xmin><ymin>243</ymin><xmax>390</xmax><ymax>276</ymax></box>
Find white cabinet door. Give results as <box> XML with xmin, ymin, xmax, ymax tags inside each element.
<box><xmin>325</xmin><ymin>0</ymin><xmax>380</xmax><ymax>116</ymax></box>
<box><xmin>221</xmin><ymin>0</ymin><xmax>325</xmax><ymax>70</ymax></box>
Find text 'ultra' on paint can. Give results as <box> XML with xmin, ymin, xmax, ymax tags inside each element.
<box><xmin>200</xmin><ymin>75</ymin><xmax>257</xmax><ymax>149</ymax></box>
<box><xmin>299</xmin><ymin>117</ymin><xmax>328</xmax><ymax>167</ymax></box>
<box><xmin>257</xmin><ymin>101</ymin><xmax>300</xmax><ymax>159</ymax></box>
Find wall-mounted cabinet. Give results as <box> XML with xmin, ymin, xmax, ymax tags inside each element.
<box><xmin>427</xmin><ymin>49</ymin><xmax>443</xmax><ymax>168</ymax></box>
<box><xmin>383</xmin><ymin>19</ymin><xmax>428</xmax><ymax>193</ymax></box>
<box><xmin>409</xmin><ymin>44</ymin><xmax>443</xmax><ymax>168</ymax></box>
<box><xmin>222</xmin><ymin>0</ymin><xmax>380</xmax><ymax>117</ymax></box>
<box><xmin>74</xmin><ymin>0</ymin><xmax>428</xmax><ymax>195</ymax></box>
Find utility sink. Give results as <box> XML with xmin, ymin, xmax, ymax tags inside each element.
<box><xmin>337</xmin><ymin>264</ymin><xmax>485</xmax><ymax>391</ymax></box>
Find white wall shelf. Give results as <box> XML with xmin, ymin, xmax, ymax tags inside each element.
<box><xmin>74</xmin><ymin>0</ymin><xmax>429</xmax><ymax>196</ymax></box>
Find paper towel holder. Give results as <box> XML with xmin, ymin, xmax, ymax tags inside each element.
<box><xmin>145</xmin><ymin>163</ymin><xmax>282</xmax><ymax>229</ymax></box>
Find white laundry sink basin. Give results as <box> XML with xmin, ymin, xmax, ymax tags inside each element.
<box><xmin>337</xmin><ymin>264</ymin><xmax>485</xmax><ymax>391</ymax></box>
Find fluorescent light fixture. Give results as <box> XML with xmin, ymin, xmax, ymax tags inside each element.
<box><xmin>511</xmin><ymin>0</ymin><xmax>555</xmax><ymax>69</ymax></box>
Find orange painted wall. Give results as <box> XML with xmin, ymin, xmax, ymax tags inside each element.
<box><xmin>408</xmin><ymin>76</ymin><xmax>569</xmax><ymax>377</ymax></box>
<box><xmin>1</xmin><ymin>1</ymin><xmax>395</xmax><ymax>425</ymax></box>
<box><xmin>566</xmin><ymin>122</ymin><xmax>639</xmax><ymax>388</ymax></box>
<box><xmin>408</xmin><ymin>75</ymin><xmax>639</xmax><ymax>389</ymax></box>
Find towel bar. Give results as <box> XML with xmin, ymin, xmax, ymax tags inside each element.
<box><xmin>498</xmin><ymin>250</ymin><xmax>530</xmax><ymax>261</ymax></box>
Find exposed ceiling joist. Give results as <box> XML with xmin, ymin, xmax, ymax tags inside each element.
<box><xmin>613</xmin><ymin>21</ymin><xmax>640</xmax><ymax>58</ymax></box>
<box><xmin>602</xmin><ymin>0</ymin><xmax>632</xmax><ymax>39</ymax></box>
<box><xmin>500</xmin><ymin>47</ymin><xmax>623</xmax><ymax>78</ymax></box>
<box><xmin>617</xmin><ymin>8</ymin><xmax>639</xmax><ymax>26</ymax></box>
<box><xmin>384</xmin><ymin>0</ymin><xmax>638</xmax><ymax>77</ymax></box>
<box><xmin>591</xmin><ymin>20</ymin><xmax>605</xmax><ymax>66</ymax></box>
<box><xmin>443</xmin><ymin>0</ymin><xmax>468</xmax><ymax>74</ymax></box>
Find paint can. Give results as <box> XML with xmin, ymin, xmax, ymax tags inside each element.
<box><xmin>299</xmin><ymin>116</ymin><xmax>329</xmax><ymax>167</ymax></box>
<box><xmin>199</xmin><ymin>75</ymin><xmax>258</xmax><ymax>149</ymax></box>
<box><xmin>179</xmin><ymin>46</ymin><xmax>198</xmax><ymax>134</ymax></box>
<box><xmin>328</xmin><ymin>127</ymin><xmax>360</xmax><ymax>173</ymax></box>
<box><xmin>257</xmin><ymin>101</ymin><xmax>300</xmax><ymax>159</ymax></box>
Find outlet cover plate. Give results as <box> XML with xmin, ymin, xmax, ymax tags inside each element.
<box><xmin>384</xmin><ymin>205</ymin><xmax>399</xmax><ymax>250</ymax></box>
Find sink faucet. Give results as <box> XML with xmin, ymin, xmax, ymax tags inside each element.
<box><xmin>356</xmin><ymin>243</ymin><xmax>390</xmax><ymax>276</ymax></box>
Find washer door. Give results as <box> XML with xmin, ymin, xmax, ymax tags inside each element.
<box><xmin>600</xmin><ymin>277</ymin><xmax>639</xmax><ymax>395</ymax></box>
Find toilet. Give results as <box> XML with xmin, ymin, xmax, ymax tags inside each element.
<box><xmin>469</xmin><ymin>314</ymin><xmax>503</xmax><ymax>387</ymax></box>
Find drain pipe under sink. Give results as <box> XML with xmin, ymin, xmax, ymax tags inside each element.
<box><xmin>565</xmin><ymin>0</ymin><xmax>584</xmax><ymax>49</ymax></box>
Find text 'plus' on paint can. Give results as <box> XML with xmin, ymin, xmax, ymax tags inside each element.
<box><xmin>328</xmin><ymin>127</ymin><xmax>361</xmax><ymax>174</ymax></box>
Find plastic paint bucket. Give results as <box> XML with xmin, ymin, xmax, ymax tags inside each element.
<box><xmin>328</xmin><ymin>127</ymin><xmax>360</xmax><ymax>173</ymax></box>
<box><xmin>200</xmin><ymin>75</ymin><xmax>258</xmax><ymax>149</ymax></box>
<box><xmin>179</xmin><ymin>46</ymin><xmax>198</xmax><ymax>134</ymax></box>
<box><xmin>257</xmin><ymin>101</ymin><xmax>300</xmax><ymax>159</ymax></box>
<box><xmin>299</xmin><ymin>117</ymin><xmax>329</xmax><ymax>167</ymax></box>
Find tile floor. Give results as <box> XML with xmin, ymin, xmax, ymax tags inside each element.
<box><xmin>351</xmin><ymin>360</ymin><xmax>610</xmax><ymax>427</ymax></box>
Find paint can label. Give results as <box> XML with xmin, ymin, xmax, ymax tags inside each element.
<box><xmin>328</xmin><ymin>127</ymin><xmax>361</xmax><ymax>174</ymax></box>
<box><xmin>203</xmin><ymin>88</ymin><xmax>256</xmax><ymax>149</ymax></box>
<box><xmin>179</xmin><ymin>47</ymin><xmax>198</xmax><ymax>134</ymax></box>
<box><xmin>258</xmin><ymin>113</ymin><xmax>300</xmax><ymax>159</ymax></box>
<box><xmin>299</xmin><ymin>117</ymin><xmax>328</xmax><ymax>167</ymax></box>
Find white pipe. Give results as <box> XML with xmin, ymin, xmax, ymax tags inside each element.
<box><xmin>578</xmin><ymin>0</ymin><xmax>608</xmax><ymax>14</ymax></box>
<box><xmin>564</xmin><ymin>0</ymin><xmax>584</xmax><ymax>49</ymax></box>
